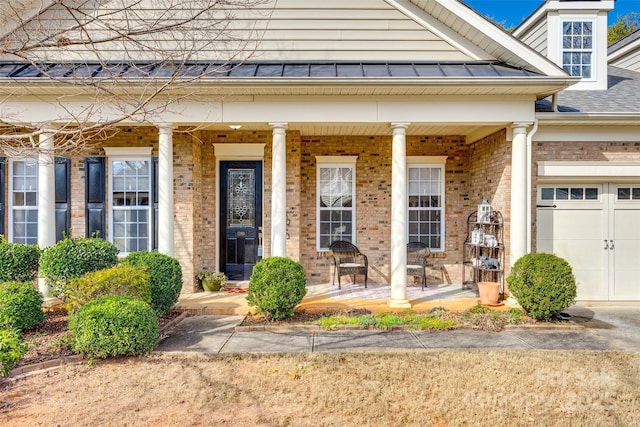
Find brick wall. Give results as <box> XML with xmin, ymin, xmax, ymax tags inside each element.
<box><xmin>468</xmin><ymin>129</ymin><xmax>512</xmax><ymax>280</ymax></box>
<box><xmin>299</xmin><ymin>134</ymin><xmax>471</xmax><ymax>285</ymax></box>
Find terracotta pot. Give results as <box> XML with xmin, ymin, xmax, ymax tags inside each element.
<box><xmin>478</xmin><ymin>281</ymin><xmax>501</xmax><ymax>305</ymax></box>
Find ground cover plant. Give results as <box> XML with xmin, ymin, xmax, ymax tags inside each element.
<box><xmin>243</xmin><ymin>305</ymin><xmax>533</xmax><ymax>332</ymax></box>
<box><xmin>1</xmin><ymin>351</ymin><xmax>639</xmax><ymax>426</ymax></box>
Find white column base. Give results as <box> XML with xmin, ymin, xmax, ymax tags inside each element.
<box><xmin>387</xmin><ymin>298</ymin><xmax>412</xmax><ymax>309</ymax></box>
<box><xmin>38</xmin><ymin>277</ymin><xmax>52</xmax><ymax>299</ymax></box>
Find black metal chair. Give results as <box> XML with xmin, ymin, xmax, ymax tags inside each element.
<box><xmin>329</xmin><ymin>240</ymin><xmax>368</xmax><ymax>289</ymax></box>
<box><xmin>407</xmin><ymin>242</ymin><xmax>430</xmax><ymax>290</ymax></box>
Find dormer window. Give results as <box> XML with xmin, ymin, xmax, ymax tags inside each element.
<box><xmin>562</xmin><ymin>21</ymin><xmax>594</xmax><ymax>79</ymax></box>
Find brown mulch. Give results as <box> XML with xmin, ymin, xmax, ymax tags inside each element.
<box><xmin>15</xmin><ymin>308</ymin><xmax>185</xmax><ymax>370</ymax></box>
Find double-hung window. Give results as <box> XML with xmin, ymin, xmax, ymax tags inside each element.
<box><xmin>408</xmin><ymin>158</ymin><xmax>446</xmax><ymax>251</ymax></box>
<box><xmin>316</xmin><ymin>156</ymin><xmax>357</xmax><ymax>251</ymax></box>
<box><xmin>9</xmin><ymin>159</ymin><xmax>38</xmax><ymax>244</ymax></box>
<box><xmin>562</xmin><ymin>20</ymin><xmax>593</xmax><ymax>79</ymax></box>
<box><xmin>107</xmin><ymin>149</ymin><xmax>153</xmax><ymax>254</ymax></box>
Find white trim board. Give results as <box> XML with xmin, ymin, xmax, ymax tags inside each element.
<box><xmin>538</xmin><ymin>161</ymin><xmax>640</xmax><ymax>177</ymax></box>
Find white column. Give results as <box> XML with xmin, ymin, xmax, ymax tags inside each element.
<box><xmin>38</xmin><ymin>131</ymin><xmax>56</xmax><ymax>298</ymax></box>
<box><xmin>269</xmin><ymin>123</ymin><xmax>288</xmax><ymax>258</ymax></box>
<box><xmin>388</xmin><ymin>123</ymin><xmax>411</xmax><ymax>309</ymax></box>
<box><xmin>158</xmin><ymin>125</ymin><xmax>175</xmax><ymax>256</ymax></box>
<box><xmin>510</xmin><ymin>123</ymin><xmax>531</xmax><ymax>267</ymax></box>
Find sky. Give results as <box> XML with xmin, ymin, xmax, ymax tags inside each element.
<box><xmin>464</xmin><ymin>0</ymin><xmax>640</xmax><ymax>29</ymax></box>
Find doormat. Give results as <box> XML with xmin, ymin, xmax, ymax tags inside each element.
<box><xmin>224</xmin><ymin>288</ymin><xmax>249</xmax><ymax>293</ymax></box>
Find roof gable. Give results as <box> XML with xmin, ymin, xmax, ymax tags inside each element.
<box><xmin>1</xmin><ymin>0</ymin><xmax>567</xmax><ymax>78</ymax></box>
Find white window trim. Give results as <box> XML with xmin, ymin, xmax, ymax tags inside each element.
<box><xmin>407</xmin><ymin>157</ymin><xmax>446</xmax><ymax>252</ymax></box>
<box><xmin>559</xmin><ymin>18</ymin><xmax>596</xmax><ymax>81</ymax></box>
<box><xmin>7</xmin><ymin>158</ymin><xmax>38</xmax><ymax>244</ymax></box>
<box><xmin>316</xmin><ymin>156</ymin><xmax>358</xmax><ymax>252</ymax></box>
<box><xmin>107</xmin><ymin>151</ymin><xmax>153</xmax><ymax>255</ymax></box>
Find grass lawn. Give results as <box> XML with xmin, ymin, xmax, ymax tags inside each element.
<box><xmin>1</xmin><ymin>351</ymin><xmax>639</xmax><ymax>426</ymax></box>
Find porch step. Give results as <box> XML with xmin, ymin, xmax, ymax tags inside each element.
<box><xmin>225</xmin><ymin>281</ymin><xmax>250</xmax><ymax>290</ymax></box>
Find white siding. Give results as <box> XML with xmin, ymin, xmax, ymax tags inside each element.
<box><xmin>517</xmin><ymin>18</ymin><xmax>548</xmax><ymax>57</ymax></box>
<box><xmin>5</xmin><ymin>0</ymin><xmax>477</xmax><ymax>63</ymax></box>
<box><xmin>610</xmin><ymin>50</ymin><xmax>640</xmax><ymax>73</ymax></box>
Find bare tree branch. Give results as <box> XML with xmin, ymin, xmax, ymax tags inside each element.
<box><xmin>0</xmin><ymin>0</ymin><xmax>274</xmax><ymax>155</ymax></box>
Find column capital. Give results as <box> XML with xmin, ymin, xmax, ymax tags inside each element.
<box><xmin>156</xmin><ymin>123</ymin><xmax>176</xmax><ymax>133</ymax></box>
<box><xmin>391</xmin><ymin>122</ymin><xmax>411</xmax><ymax>132</ymax></box>
<box><xmin>269</xmin><ymin>122</ymin><xmax>288</xmax><ymax>131</ymax></box>
<box><xmin>512</xmin><ymin>122</ymin><xmax>532</xmax><ymax>134</ymax></box>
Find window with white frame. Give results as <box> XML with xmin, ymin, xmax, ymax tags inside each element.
<box><xmin>316</xmin><ymin>157</ymin><xmax>357</xmax><ymax>251</ymax></box>
<box><xmin>408</xmin><ymin>160</ymin><xmax>445</xmax><ymax>251</ymax></box>
<box><xmin>9</xmin><ymin>159</ymin><xmax>39</xmax><ymax>244</ymax></box>
<box><xmin>109</xmin><ymin>158</ymin><xmax>152</xmax><ymax>254</ymax></box>
<box><xmin>562</xmin><ymin>20</ymin><xmax>593</xmax><ymax>79</ymax></box>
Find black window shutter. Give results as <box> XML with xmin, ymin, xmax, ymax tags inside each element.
<box><xmin>0</xmin><ymin>158</ymin><xmax>4</xmax><ymax>236</ymax></box>
<box><xmin>54</xmin><ymin>157</ymin><xmax>71</xmax><ymax>242</ymax></box>
<box><xmin>84</xmin><ymin>157</ymin><xmax>106</xmax><ymax>238</ymax></box>
<box><xmin>152</xmin><ymin>157</ymin><xmax>159</xmax><ymax>251</ymax></box>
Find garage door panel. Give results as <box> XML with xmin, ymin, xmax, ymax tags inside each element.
<box><xmin>612</xmin><ymin>209</ymin><xmax>640</xmax><ymax>300</ymax></box>
<box><xmin>614</xmin><ymin>209</ymin><xmax>640</xmax><ymax>239</ymax></box>
<box><xmin>538</xmin><ymin>209</ymin><xmax>604</xmax><ymax>240</ymax></box>
<box><xmin>548</xmin><ymin>240</ymin><xmax>607</xmax><ymax>300</ymax></box>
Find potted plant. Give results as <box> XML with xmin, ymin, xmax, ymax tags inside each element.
<box><xmin>196</xmin><ymin>271</ymin><xmax>226</xmax><ymax>292</ymax></box>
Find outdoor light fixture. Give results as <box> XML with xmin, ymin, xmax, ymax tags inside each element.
<box><xmin>229</xmin><ymin>125</ymin><xmax>242</xmax><ymax>130</ymax></box>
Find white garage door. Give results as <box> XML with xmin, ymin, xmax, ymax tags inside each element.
<box><xmin>537</xmin><ymin>184</ymin><xmax>640</xmax><ymax>301</ymax></box>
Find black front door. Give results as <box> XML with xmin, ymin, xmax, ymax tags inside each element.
<box><xmin>220</xmin><ymin>161</ymin><xmax>263</xmax><ymax>281</ymax></box>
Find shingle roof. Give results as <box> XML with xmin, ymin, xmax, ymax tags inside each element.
<box><xmin>536</xmin><ymin>66</ymin><xmax>640</xmax><ymax>113</ymax></box>
<box><xmin>0</xmin><ymin>61</ymin><xmax>543</xmax><ymax>79</ymax></box>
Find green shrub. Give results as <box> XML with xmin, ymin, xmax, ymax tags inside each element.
<box><xmin>65</xmin><ymin>265</ymin><xmax>151</xmax><ymax>313</ymax></box>
<box><xmin>0</xmin><ymin>328</ymin><xmax>27</xmax><ymax>377</ymax></box>
<box><xmin>0</xmin><ymin>236</ymin><xmax>41</xmax><ymax>283</ymax></box>
<box><xmin>69</xmin><ymin>295</ymin><xmax>158</xmax><ymax>358</ymax></box>
<box><xmin>40</xmin><ymin>236</ymin><xmax>119</xmax><ymax>300</ymax></box>
<box><xmin>0</xmin><ymin>282</ymin><xmax>45</xmax><ymax>331</ymax></box>
<box><xmin>121</xmin><ymin>252</ymin><xmax>182</xmax><ymax>315</ymax></box>
<box><xmin>507</xmin><ymin>253</ymin><xmax>577</xmax><ymax>320</ymax></box>
<box><xmin>247</xmin><ymin>257</ymin><xmax>307</xmax><ymax>320</ymax></box>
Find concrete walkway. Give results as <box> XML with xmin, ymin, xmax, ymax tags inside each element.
<box><xmin>157</xmin><ymin>303</ymin><xmax>640</xmax><ymax>354</ymax></box>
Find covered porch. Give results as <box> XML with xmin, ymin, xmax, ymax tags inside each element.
<box><xmin>176</xmin><ymin>281</ymin><xmax>490</xmax><ymax>316</ymax></box>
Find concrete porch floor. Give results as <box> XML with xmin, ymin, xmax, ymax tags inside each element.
<box><xmin>175</xmin><ymin>282</ymin><xmax>496</xmax><ymax>316</ymax></box>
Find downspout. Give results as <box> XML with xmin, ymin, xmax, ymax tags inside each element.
<box><xmin>526</xmin><ymin>118</ymin><xmax>539</xmax><ymax>253</ymax></box>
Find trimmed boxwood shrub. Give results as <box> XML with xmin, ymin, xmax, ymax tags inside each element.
<box><xmin>247</xmin><ymin>257</ymin><xmax>307</xmax><ymax>320</ymax></box>
<box><xmin>0</xmin><ymin>328</ymin><xmax>27</xmax><ymax>377</ymax></box>
<box><xmin>69</xmin><ymin>295</ymin><xmax>158</xmax><ymax>358</ymax></box>
<box><xmin>40</xmin><ymin>236</ymin><xmax>119</xmax><ymax>300</ymax></box>
<box><xmin>121</xmin><ymin>252</ymin><xmax>182</xmax><ymax>315</ymax></box>
<box><xmin>0</xmin><ymin>236</ymin><xmax>41</xmax><ymax>283</ymax></box>
<box><xmin>507</xmin><ymin>253</ymin><xmax>577</xmax><ymax>320</ymax></box>
<box><xmin>65</xmin><ymin>265</ymin><xmax>152</xmax><ymax>313</ymax></box>
<box><xmin>0</xmin><ymin>282</ymin><xmax>45</xmax><ymax>331</ymax></box>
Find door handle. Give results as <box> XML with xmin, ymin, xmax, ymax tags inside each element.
<box><xmin>610</xmin><ymin>240</ymin><xmax>615</xmax><ymax>250</ymax></box>
<box><xmin>604</xmin><ymin>240</ymin><xmax>609</xmax><ymax>250</ymax></box>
